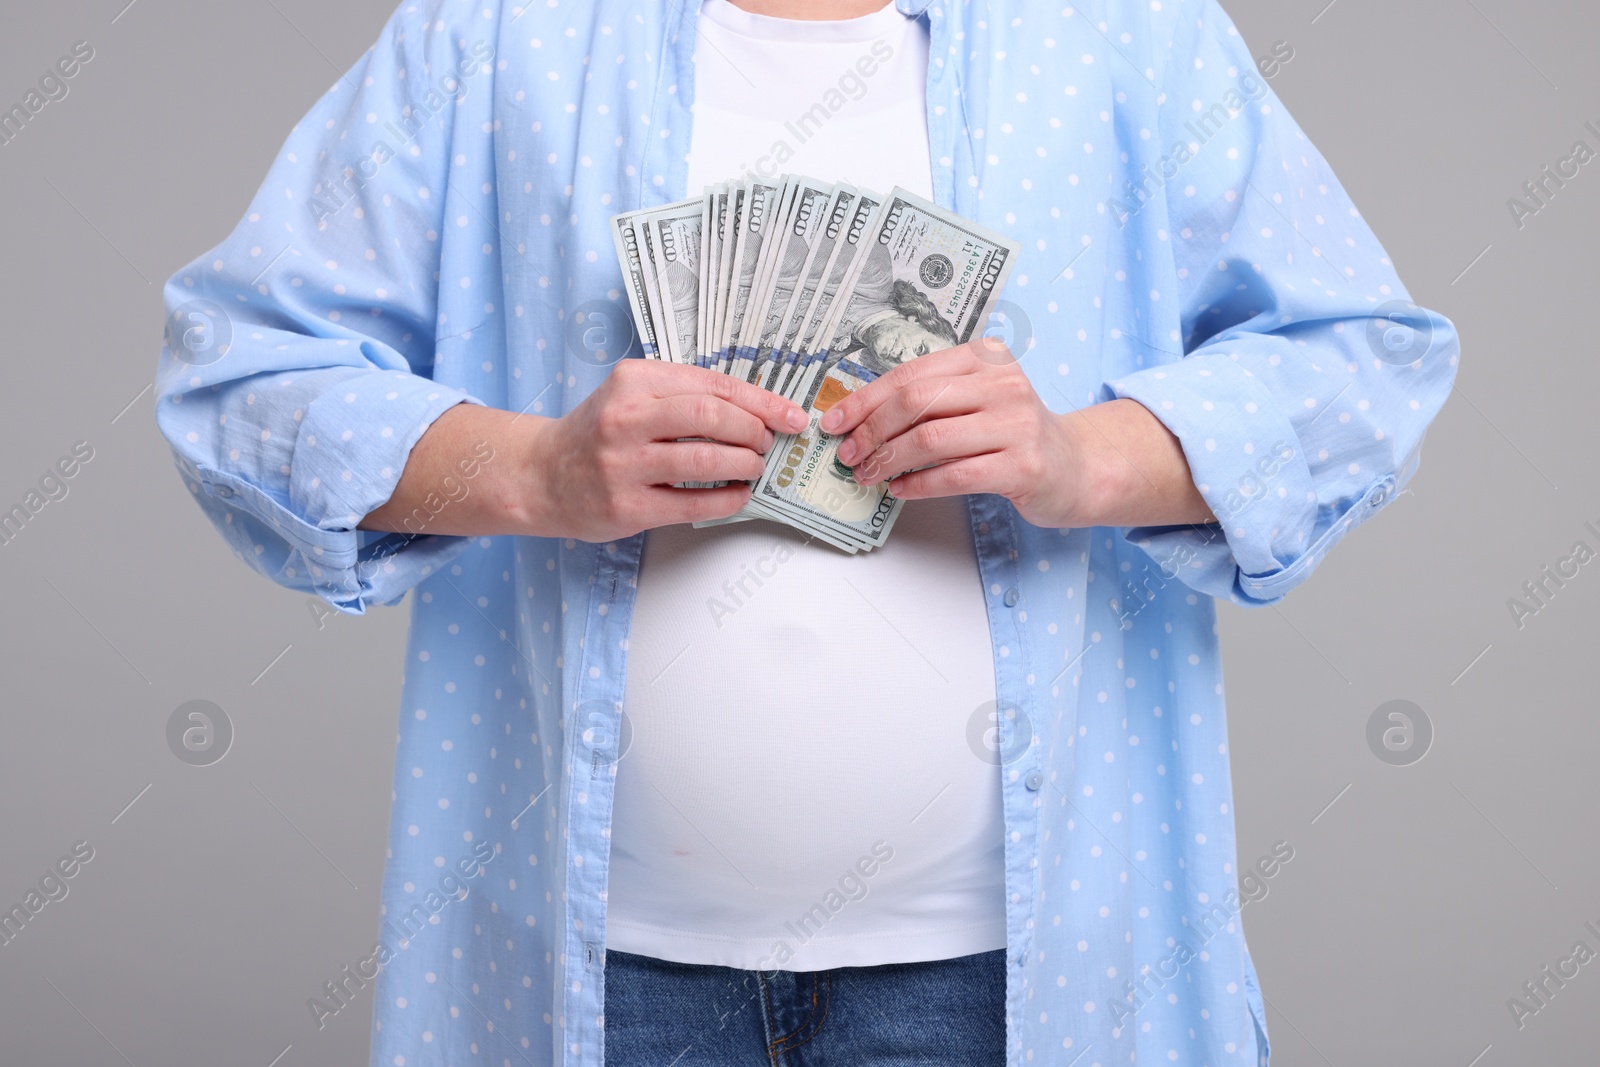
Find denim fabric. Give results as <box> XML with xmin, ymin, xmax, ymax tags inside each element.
<box><xmin>603</xmin><ymin>947</ymin><xmax>1007</xmax><ymax>1066</ymax></box>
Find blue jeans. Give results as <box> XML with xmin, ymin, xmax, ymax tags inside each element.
<box><xmin>602</xmin><ymin>947</ymin><xmax>1007</xmax><ymax>1066</ymax></box>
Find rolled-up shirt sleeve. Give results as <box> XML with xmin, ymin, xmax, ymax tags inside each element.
<box><xmin>1103</xmin><ymin>0</ymin><xmax>1459</xmax><ymax>606</ymax></box>
<box><xmin>154</xmin><ymin>2</ymin><xmax>492</xmax><ymax>614</ymax></box>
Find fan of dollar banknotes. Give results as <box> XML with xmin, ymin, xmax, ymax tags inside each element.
<box><xmin>609</xmin><ymin>177</ymin><xmax>1019</xmax><ymax>553</ymax></box>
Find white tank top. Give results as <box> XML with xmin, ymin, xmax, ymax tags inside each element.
<box><xmin>605</xmin><ymin>0</ymin><xmax>1005</xmax><ymax>971</ymax></box>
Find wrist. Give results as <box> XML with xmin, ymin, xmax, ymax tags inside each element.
<box><xmin>508</xmin><ymin>413</ymin><xmax>565</xmax><ymax>538</ymax></box>
<box><xmin>1053</xmin><ymin>399</ymin><xmax>1216</xmax><ymax>530</ymax></box>
<box><xmin>1051</xmin><ymin>407</ymin><xmax>1116</xmax><ymax>529</ymax></box>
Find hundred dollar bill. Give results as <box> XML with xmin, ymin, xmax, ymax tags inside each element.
<box><xmin>730</xmin><ymin>176</ymin><xmax>799</xmax><ymax>381</ymax></box>
<box><xmin>762</xmin><ymin>184</ymin><xmax>850</xmax><ymax>394</ymax></box>
<box><xmin>642</xmin><ymin>200</ymin><xmax>703</xmax><ymax>365</ymax></box>
<box><xmin>751</xmin><ymin>187</ymin><xmax>1019</xmax><ymax>549</ymax></box>
<box><xmin>696</xmin><ymin>189</ymin><xmax>714</xmax><ymax>367</ymax></box>
<box><xmin>720</xmin><ymin>179</ymin><xmax>783</xmax><ymax>375</ymax></box>
<box><xmin>771</xmin><ymin>186</ymin><xmax>875</xmax><ymax>398</ymax></box>
<box><xmin>740</xmin><ymin>177</ymin><xmax>833</xmax><ymax>390</ymax></box>
<box><xmin>613</xmin><ymin>206</ymin><xmax>679</xmax><ymax>360</ymax></box>
<box><xmin>710</xmin><ymin>183</ymin><xmax>742</xmax><ymax>373</ymax></box>
<box><xmin>609</xmin><ymin>213</ymin><xmax>660</xmax><ymax>358</ymax></box>
<box><xmin>778</xmin><ymin>187</ymin><xmax>884</xmax><ymax>397</ymax></box>
<box><xmin>694</xmin><ymin>185</ymin><xmax>740</xmax><ymax>489</ymax></box>
<box><xmin>707</xmin><ymin>185</ymin><xmax>742</xmax><ymax>377</ymax></box>
<box><xmin>705</xmin><ymin>185</ymin><xmax>732</xmax><ymax>370</ymax></box>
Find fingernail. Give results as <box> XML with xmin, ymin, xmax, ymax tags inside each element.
<box><xmin>787</xmin><ymin>407</ymin><xmax>808</xmax><ymax>431</ymax></box>
<box><xmin>836</xmin><ymin>438</ymin><xmax>857</xmax><ymax>464</ymax></box>
<box><xmin>762</xmin><ymin>430</ymin><xmax>775</xmax><ymax>452</ymax></box>
<box><xmin>819</xmin><ymin>409</ymin><xmax>841</xmax><ymax>432</ymax></box>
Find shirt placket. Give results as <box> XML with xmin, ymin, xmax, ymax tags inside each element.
<box><xmin>909</xmin><ymin>2</ymin><xmax>1043</xmax><ymax>1058</ymax></box>
<box><xmin>967</xmin><ymin>493</ymin><xmax>1044</xmax><ymax>1065</ymax></box>
<box><xmin>562</xmin><ymin>6</ymin><xmax>704</xmax><ymax>1063</ymax></box>
<box><xmin>562</xmin><ymin>538</ymin><xmax>645</xmax><ymax>1066</ymax></box>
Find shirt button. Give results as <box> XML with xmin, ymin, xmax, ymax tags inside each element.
<box><xmin>1369</xmin><ymin>486</ymin><xmax>1387</xmax><ymax>507</ymax></box>
<box><xmin>1003</xmin><ymin>587</ymin><xmax>1020</xmax><ymax>607</ymax></box>
<box><xmin>211</xmin><ymin>485</ymin><xmax>234</xmax><ymax>499</ymax></box>
<box><xmin>1016</xmin><ymin>950</ymin><xmax>1028</xmax><ymax>967</ymax></box>
<box><xmin>1024</xmin><ymin>771</ymin><xmax>1042</xmax><ymax>790</ymax></box>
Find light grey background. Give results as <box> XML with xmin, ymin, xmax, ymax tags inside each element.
<box><xmin>0</xmin><ymin>1</ymin><xmax>1593</xmax><ymax>1064</ymax></box>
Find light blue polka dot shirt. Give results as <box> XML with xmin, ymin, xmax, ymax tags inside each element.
<box><xmin>153</xmin><ymin>1</ymin><xmax>1459</xmax><ymax>1064</ymax></box>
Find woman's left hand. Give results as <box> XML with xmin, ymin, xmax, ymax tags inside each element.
<box><xmin>819</xmin><ymin>339</ymin><xmax>1092</xmax><ymax>529</ymax></box>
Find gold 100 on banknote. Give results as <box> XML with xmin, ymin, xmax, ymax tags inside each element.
<box><xmin>609</xmin><ymin>175</ymin><xmax>1018</xmax><ymax>553</ymax></box>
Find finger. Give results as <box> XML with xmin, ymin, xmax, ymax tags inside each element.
<box><xmin>837</xmin><ymin>376</ymin><xmax>984</xmax><ymax>468</ymax></box>
<box><xmin>882</xmin><ymin>453</ymin><xmax>1010</xmax><ymax>501</ymax></box>
<box><xmin>819</xmin><ymin>345</ymin><xmax>978</xmax><ymax>435</ymax></box>
<box><xmin>639</xmin><ymin>483</ymin><xmax>755</xmax><ymax>527</ymax></box>
<box><xmin>853</xmin><ymin>413</ymin><xmax>1007</xmax><ymax>485</ymax></box>
<box><xmin>648</xmin><ymin>362</ymin><xmax>809</xmax><ymax>433</ymax></box>
<box><xmin>650</xmin><ymin>394</ymin><xmax>774</xmax><ymax>453</ymax></box>
<box><xmin>641</xmin><ymin>440</ymin><xmax>768</xmax><ymax>486</ymax></box>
